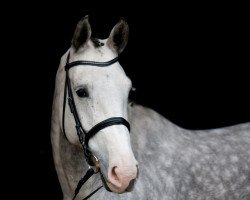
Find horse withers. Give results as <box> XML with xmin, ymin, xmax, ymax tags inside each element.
<box><xmin>51</xmin><ymin>15</ymin><xmax>250</xmax><ymax>199</ymax></box>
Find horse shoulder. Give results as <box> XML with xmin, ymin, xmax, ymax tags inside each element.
<box><xmin>128</xmin><ymin>104</ymin><xmax>250</xmax><ymax>199</ymax></box>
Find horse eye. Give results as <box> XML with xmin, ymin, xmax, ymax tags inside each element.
<box><xmin>76</xmin><ymin>88</ymin><xmax>88</xmax><ymax>98</ymax></box>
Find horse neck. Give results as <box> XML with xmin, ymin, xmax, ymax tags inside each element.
<box><xmin>127</xmin><ymin>104</ymin><xmax>191</xmax><ymax>153</ymax></box>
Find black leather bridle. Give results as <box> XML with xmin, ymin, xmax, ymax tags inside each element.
<box><xmin>62</xmin><ymin>53</ymin><xmax>131</xmax><ymax>199</ymax></box>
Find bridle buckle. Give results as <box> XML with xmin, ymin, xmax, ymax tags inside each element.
<box><xmin>90</xmin><ymin>155</ymin><xmax>100</xmax><ymax>173</ymax></box>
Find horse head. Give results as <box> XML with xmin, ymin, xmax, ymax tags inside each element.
<box><xmin>63</xmin><ymin>15</ymin><xmax>138</xmax><ymax>194</ymax></box>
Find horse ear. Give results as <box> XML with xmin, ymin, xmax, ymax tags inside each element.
<box><xmin>107</xmin><ymin>19</ymin><xmax>129</xmax><ymax>54</ymax></box>
<box><xmin>72</xmin><ymin>15</ymin><xmax>91</xmax><ymax>50</ymax></box>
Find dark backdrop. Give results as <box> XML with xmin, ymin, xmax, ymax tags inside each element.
<box><xmin>6</xmin><ymin>3</ymin><xmax>249</xmax><ymax>199</ymax></box>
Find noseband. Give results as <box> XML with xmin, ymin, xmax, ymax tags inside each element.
<box><xmin>62</xmin><ymin>53</ymin><xmax>131</xmax><ymax>199</ymax></box>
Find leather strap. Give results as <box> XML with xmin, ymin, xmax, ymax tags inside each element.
<box><xmin>85</xmin><ymin>117</ymin><xmax>130</xmax><ymax>146</ymax></box>
<box><xmin>83</xmin><ymin>117</ymin><xmax>130</xmax><ymax>166</ymax></box>
<box><xmin>72</xmin><ymin>168</ymin><xmax>103</xmax><ymax>200</ymax></box>
<box><xmin>65</xmin><ymin>57</ymin><xmax>119</xmax><ymax>70</ymax></box>
<box><xmin>81</xmin><ymin>186</ymin><xmax>103</xmax><ymax>200</ymax></box>
<box><xmin>73</xmin><ymin>168</ymin><xmax>95</xmax><ymax>200</ymax></box>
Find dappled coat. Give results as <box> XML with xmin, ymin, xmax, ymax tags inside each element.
<box><xmin>51</xmin><ymin>16</ymin><xmax>250</xmax><ymax>200</ymax></box>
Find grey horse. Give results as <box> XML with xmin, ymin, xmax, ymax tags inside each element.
<box><xmin>51</xmin><ymin>16</ymin><xmax>250</xmax><ymax>200</ymax></box>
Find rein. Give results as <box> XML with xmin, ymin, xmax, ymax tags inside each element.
<box><xmin>62</xmin><ymin>53</ymin><xmax>130</xmax><ymax>199</ymax></box>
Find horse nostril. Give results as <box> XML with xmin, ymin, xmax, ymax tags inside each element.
<box><xmin>126</xmin><ymin>165</ymin><xmax>139</xmax><ymax>191</ymax></box>
<box><xmin>126</xmin><ymin>178</ymin><xmax>136</xmax><ymax>192</ymax></box>
<box><xmin>111</xmin><ymin>166</ymin><xmax>119</xmax><ymax>181</ymax></box>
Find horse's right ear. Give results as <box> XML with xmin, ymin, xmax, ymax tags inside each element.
<box><xmin>107</xmin><ymin>19</ymin><xmax>129</xmax><ymax>54</ymax></box>
<box><xmin>71</xmin><ymin>15</ymin><xmax>92</xmax><ymax>51</ymax></box>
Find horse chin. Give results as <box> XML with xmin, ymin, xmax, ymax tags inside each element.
<box><xmin>103</xmin><ymin>177</ymin><xmax>136</xmax><ymax>194</ymax></box>
<box><xmin>99</xmin><ymin>175</ymin><xmax>123</xmax><ymax>193</ymax></box>
<box><xmin>106</xmin><ymin>182</ymin><xmax>130</xmax><ymax>194</ymax></box>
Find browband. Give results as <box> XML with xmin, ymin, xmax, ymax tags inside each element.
<box><xmin>65</xmin><ymin>57</ymin><xmax>119</xmax><ymax>70</ymax></box>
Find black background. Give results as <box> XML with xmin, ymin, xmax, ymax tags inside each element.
<box><xmin>5</xmin><ymin>3</ymin><xmax>249</xmax><ymax>199</ymax></box>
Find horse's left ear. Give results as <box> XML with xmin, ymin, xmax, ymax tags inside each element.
<box><xmin>107</xmin><ymin>19</ymin><xmax>129</xmax><ymax>54</ymax></box>
<box><xmin>71</xmin><ymin>15</ymin><xmax>92</xmax><ymax>51</ymax></box>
